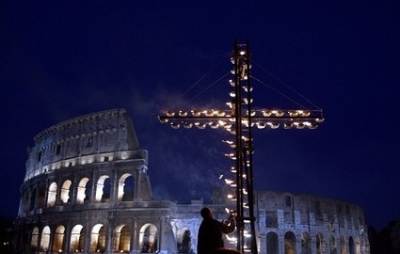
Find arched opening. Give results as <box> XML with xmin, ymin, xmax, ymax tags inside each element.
<box><xmin>355</xmin><ymin>239</ymin><xmax>361</xmax><ymax>254</ymax></box>
<box><xmin>90</xmin><ymin>224</ymin><xmax>106</xmax><ymax>253</ymax></box>
<box><xmin>70</xmin><ymin>225</ymin><xmax>85</xmax><ymax>253</ymax></box>
<box><xmin>266</xmin><ymin>231</ymin><xmax>279</xmax><ymax>254</ymax></box>
<box><xmin>284</xmin><ymin>231</ymin><xmax>296</xmax><ymax>254</ymax></box>
<box><xmin>47</xmin><ymin>182</ymin><xmax>57</xmax><ymax>207</ymax></box>
<box><xmin>340</xmin><ymin>237</ymin><xmax>346</xmax><ymax>254</ymax></box>
<box><xmin>40</xmin><ymin>226</ymin><xmax>51</xmax><ymax>251</ymax></box>
<box><xmin>139</xmin><ymin>224</ymin><xmax>158</xmax><ymax>253</ymax></box>
<box><xmin>177</xmin><ymin>229</ymin><xmax>192</xmax><ymax>253</ymax></box>
<box><xmin>76</xmin><ymin>177</ymin><xmax>90</xmax><ymax>204</ymax></box>
<box><xmin>95</xmin><ymin>175</ymin><xmax>111</xmax><ymax>202</ymax></box>
<box><xmin>52</xmin><ymin>225</ymin><xmax>65</xmax><ymax>252</ymax></box>
<box><xmin>30</xmin><ymin>227</ymin><xmax>39</xmax><ymax>250</ymax></box>
<box><xmin>348</xmin><ymin>237</ymin><xmax>354</xmax><ymax>254</ymax></box>
<box><xmin>29</xmin><ymin>188</ymin><xmax>37</xmax><ymax>210</ymax></box>
<box><xmin>301</xmin><ymin>232</ymin><xmax>311</xmax><ymax>254</ymax></box>
<box><xmin>330</xmin><ymin>236</ymin><xmax>337</xmax><ymax>254</ymax></box>
<box><xmin>60</xmin><ymin>180</ymin><xmax>72</xmax><ymax>204</ymax></box>
<box><xmin>113</xmin><ymin>224</ymin><xmax>131</xmax><ymax>253</ymax></box>
<box><xmin>316</xmin><ymin>233</ymin><xmax>324</xmax><ymax>254</ymax></box>
<box><xmin>37</xmin><ymin>185</ymin><xmax>46</xmax><ymax>208</ymax></box>
<box><xmin>118</xmin><ymin>173</ymin><xmax>134</xmax><ymax>201</ymax></box>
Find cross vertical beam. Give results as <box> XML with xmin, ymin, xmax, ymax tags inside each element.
<box><xmin>232</xmin><ymin>42</ymin><xmax>257</xmax><ymax>253</ymax></box>
<box><xmin>233</xmin><ymin>43</ymin><xmax>244</xmax><ymax>252</ymax></box>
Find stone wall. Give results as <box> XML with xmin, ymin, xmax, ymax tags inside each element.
<box><xmin>24</xmin><ymin>108</ymin><xmax>140</xmax><ymax>181</ymax></box>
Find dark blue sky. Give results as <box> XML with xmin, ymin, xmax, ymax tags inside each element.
<box><xmin>1</xmin><ymin>1</ymin><xmax>398</xmax><ymax>228</ymax></box>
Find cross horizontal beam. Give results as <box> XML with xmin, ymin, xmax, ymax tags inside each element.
<box><xmin>159</xmin><ymin>109</ymin><xmax>324</xmax><ymax>129</ymax></box>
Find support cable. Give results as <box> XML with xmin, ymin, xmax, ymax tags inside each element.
<box><xmin>250</xmin><ymin>75</ymin><xmax>306</xmax><ymax>108</ymax></box>
<box><xmin>190</xmin><ymin>72</ymin><xmax>230</xmax><ymax>102</ymax></box>
<box><xmin>253</xmin><ymin>62</ymin><xmax>322</xmax><ymax>110</ymax></box>
<box><xmin>182</xmin><ymin>56</ymin><xmax>226</xmax><ymax>98</ymax></box>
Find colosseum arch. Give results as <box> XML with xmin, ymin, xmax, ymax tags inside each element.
<box><xmin>316</xmin><ymin>233</ymin><xmax>324</xmax><ymax>254</ymax></box>
<box><xmin>60</xmin><ymin>179</ymin><xmax>72</xmax><ymax>203</ymax></box>
<box><xmin>77</xmin><ymin>177</ymin><xmax>90</xmax><ymax>204</ymax></box>
<box><xmin>347</xmin><ymin>236</ymin><xmax>354</xmax><ymax>254</ymax></box>
<box><xmin>176</xmin><ymin>228</ymin><xmax>192</xmax><ymax>254</ymax></box>
<box><xmin>90</xmin><ymin>224</ymin><xmax>106</xmax><ymax>253</ymax></box>
<box><xmin>39</xmin><ymin>225</ymin><xmax>51</xmax><ymax>251</ymax></box>
<box><xmin>139</xmin><ymin>223</ymin><xmax>158</xmax><ymax>253</ymax></box>
<box><xmin>284</xmin><ymin>231</ymin><xmax>296</xmax><ymax>254</ymax></box>
<box><xmin>95</xmin><ymin>175</ymin><xmax>111</xmax><ymax>202</ymax></box>
<box><xmin>47</xmin><ymin>182</ymin><xmax>57</xmax><ymax>207</ymax></box>
<box><xmin>52</xmin><ymin>225</ymin><xmax>65</xmax><ymax>252</ymax></box>
<box><xmin>30</xmin><ymin>226</ymin><xmax>39</xmax><ymax>250</ymax></box>
<box><xmin>29</xmin><ymin>188</ymin><xmax>37</xmax><ymax>210</ymax></box>
<box><xmin>340</xmin><ymin>236</ymin><xmax>346</xmax><ymax>254</ymax></box>
<box><xmin>330</xmin><ymin>235</ymin><xmax>337</xmax><ymax>254</ymax></box>
<box><xmin>113</xmin><ymin>224</ymin><xmax>131</xmax><ymax>253</ymax></box>
<box><xmin>118</xmin><ymin>173</ymin><xmax>134</xmax><ymax>201</ymax></box>
<box><xmin>301</xmin><ymin>232</ymin><xmax>311</xmax><ymax>254</ymax></box>
<box><xmin>355</xmin><ymin>238</ymin><xmax>361</xmax><ymax>254</ymax></box>
<box><xmin>266</xmin><ymin>231</ymin><xmax>279</xmax><ymax>254</ymax></box>
<box><xmin>34</xmin><ymin>185</ymin><xmax>47</xmax><ymax>208</ymax></box>
<box><xmin>70</xmin><ymin>224</ymin><xmax>85</xmax><ymax>252</ymax></box>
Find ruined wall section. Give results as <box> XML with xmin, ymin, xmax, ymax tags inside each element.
<box><xmin>256</xmin><ymin>191</ymin><xmax>370</xmax><ymax>254</ymax></box>
<box><xmin>171</xmin><ymin>192</ymin><xmax>370</xmax><ymax>254</ymax></box>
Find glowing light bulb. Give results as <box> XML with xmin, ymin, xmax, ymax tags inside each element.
<box><xmin>224</xmin><ymin>179</ymin><xmax>234</xmax><ymax>185</ymax></box>
<box><xmin>165</xmin><ymin>111</ymin><xmax>175</xmax><ymax>117</ymax></box>
<box><xmin>226</xmin><ymin>235</ymin><xmax>237</xmax><ymax>242</ymax></box>
<box><xmin>178</xmin><ymin>110</ymin><xmax>188</xmax><ymax>117</ymax></box>
<box><xmin>224</xmin><ymin>153</ymin><xmax>235</xmax><ymax>158</ymax></box>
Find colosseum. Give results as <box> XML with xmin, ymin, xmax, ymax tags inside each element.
<box><xmin>15</xmin><ymin>108</ymin><xmax>370</xmax><ymax>254</ymax></box>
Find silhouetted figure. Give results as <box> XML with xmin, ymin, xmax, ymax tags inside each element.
<box><xmin>197</xmin><ymin>207</ymin><xmax>237</xmax><ymax>254</ymax></box>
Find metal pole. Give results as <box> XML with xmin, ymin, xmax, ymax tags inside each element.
<box><xmin>245</xmin><ymin>42</ymin><xmax>258</xmax><ymax>254</ymax></box>
<box><xmin>234</xmin><ymin>42</ymin><xmax>243</xmax><ymax>253</ymax></box>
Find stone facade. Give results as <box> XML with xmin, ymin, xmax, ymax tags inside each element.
<box><xmin>15</xmin><ymin>108</ymin><xmax>370</xmax><ymax>254</ymax></box>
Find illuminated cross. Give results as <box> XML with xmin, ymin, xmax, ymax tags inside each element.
<box><xmin>158</xmin><ymin>42</ymin><xmax>324</xmax><ymax>254</ymax></box>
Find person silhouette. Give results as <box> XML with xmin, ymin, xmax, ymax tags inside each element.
<box><xmin>197</xmin><ymin>207</ymin><xmax>238</xmax><ymax>254</ymax></box>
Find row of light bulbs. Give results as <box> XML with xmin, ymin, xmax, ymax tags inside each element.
<box><xmin>164</xmin><ymin>120</ymin><xmax>320</xmax><ymax>130</ymax></box>
<box><xmin>160</xmin><ymin>109</ymin><xmax>323</xmax><ymax>120</ymax></box>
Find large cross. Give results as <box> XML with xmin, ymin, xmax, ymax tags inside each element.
<box><xmin>158</xmin><ymin>42</ymin><xmax>324</xmax><ymax>254</ymax></box>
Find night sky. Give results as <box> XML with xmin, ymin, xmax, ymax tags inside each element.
<box><xmin>1</xmin><ymin>1</ymin><xmax>398</xmax><ymax>228</ymax></box>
